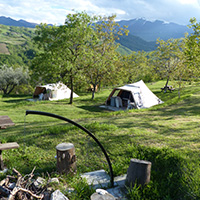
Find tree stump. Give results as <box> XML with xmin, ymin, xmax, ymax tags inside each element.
<box><xmin>125</xmin><ymin>158</ymin><xmax>151</xmax><ymax>187</ymax></box>
<box><xmin>56</xmin><ymin>143</ymin><xmax>76</xmax><ymax>174</ymax></box>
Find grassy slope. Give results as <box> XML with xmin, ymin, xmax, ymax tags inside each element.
<box><xmin>0</xmin><ymin>81</ymin><xmax>200</xmax><ymax>198</ymax></box>
<box><xmin>0</xmin><ymin>24</ymin><xmax>32</xmax><ymax>45</ymax></box>
<box><xmin>0</xmin><ymin>81</ymin><xmax>199</xmax><ymax>167</ymax></box>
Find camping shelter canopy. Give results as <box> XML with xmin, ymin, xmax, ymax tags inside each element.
<box><xmin>33</xmin><ymin>82</ymin><xmax>79</xmax><ymax>101</ymax></box>
<box><xmin>106</xmin><ymin>80</ymin><xmax>163</xmax><ymax>109</ymax></box>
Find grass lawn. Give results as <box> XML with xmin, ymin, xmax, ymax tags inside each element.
<box><xmin>0</xmin><ymin>80</ymin><xmax>200</xmax><ymax>199</ymax></box>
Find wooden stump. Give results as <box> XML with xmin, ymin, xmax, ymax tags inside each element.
<box><xmin>0</xmin><ymin>142</ymin><xmax>19</xmax><ymax>170</ymax></box>
<box><xmin>125</xmin><ymin>158</ymin><xmax>151</xmax><ymax>187</ymax></box>
<box><xmin>56</xmin><ymin>143</ymin><xmax>76</xmax><ymax>174</ymax></box>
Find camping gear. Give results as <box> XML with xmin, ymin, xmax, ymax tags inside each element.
<box><xmin>33</xmin><ymin>82</ymin><xmax>79</xmax><ymax>101</ymax></box>
<box><xmin>106</xmin><ymin>80</ymin><xmax>163</xmax><ymax>109</ymax></box>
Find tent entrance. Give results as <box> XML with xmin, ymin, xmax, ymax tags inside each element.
<box><xmin>104</xmin><ymin>80</ymin><xmax>163</xmax><ymax>111</ymax></box>
<box><xmin>106</xmin><ymin>89</ymin><xmax>136</xmax><ymax>109</ymax></box>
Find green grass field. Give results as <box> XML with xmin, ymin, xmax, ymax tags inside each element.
<box><xmin>0</xmin><ymin>80</ymin><xmax>200</xmax><ymax>199</ymax></box>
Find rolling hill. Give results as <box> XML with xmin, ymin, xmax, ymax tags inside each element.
<box><xmin>0</xmin><ymin>16</ymin><xmax>194</xmax><ymax>65</ymax></box>
<box><xmin>117</xmin><ymin>34</ymin><xmax>157</xmax><ymax>52</ymax></box>
<box><xmin>0</xmin><ymin>24</ymin><xmax>37</xmax><ymax>65</ymax></box>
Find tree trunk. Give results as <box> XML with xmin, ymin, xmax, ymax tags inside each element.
<box><xmin>92</xmin><ymin>90</ymin><xmax>95</xmax><ymax>100</ymax></box>
<box><xmin>7</xmin><ymin>84</ymin><xmax>17</xmax><ymax>95</ymax></box>
<box><xmin>56</xmin><ymin>143</ymin><xmax>76</xmax><ymax>175</ymax></box>
<box><xmin>178</xmin><ymin>83</ymin><xmax>181</xmax><ymax>99</ymax></box>
<box><xmin>69</xmin><ymin>76</ymin><xmax>73</xmax><ymax>104</ymax></box>
<box><xmin>178</xmin><ymin>76</ymin><xmax>182</xmax><ymax>99</ymax></box>
<box><xmin>125</xmin><ymin>158</ymin><xmax>151</xmax><ymax>187</ymax></box>
<box><xmin>164</xmin><ymin>76</ymin><xmax>170</xmax><ymax>92</ymax></box>
<box><xmin>91</xmin><ymin>83</ymin><xmax>97</xmax><ymax>100</ymax></box>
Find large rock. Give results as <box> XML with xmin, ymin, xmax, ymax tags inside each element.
<box><xmin>50</xmin><ymin>189</ymin><xmax>69</xmax><ymax>200</ymax></box>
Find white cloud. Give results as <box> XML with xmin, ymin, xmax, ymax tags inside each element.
<box><xmin>0</xmin><ymin>0</ymin><xmax>200</xmax><ymax>25</ymax></box>
<box><xmin>178</xmin><ymin>0</ymin><xmax>199</xmax><ymax>5</ymax></box>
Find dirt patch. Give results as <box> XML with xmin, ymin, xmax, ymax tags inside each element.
<box><xmin>0</xmin><ymin>43</ymin><xmax>10</xmax><ymax>55</ymax></box>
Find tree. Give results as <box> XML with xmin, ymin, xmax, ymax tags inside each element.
<box><xmin>33</xmin><ymin>11</ymin><xmax>97</xmax><ymax>103</ymax></box>
<box><xmin>184</xmin><ymin>17</ymin><xmax>200</xmax><ymax>79</ymax></box>
<box><xmin>152</xmin><ymin>38</ymin><xmax>184</xmax><ymax>92</ymax></box>
<box><xmin>0</xmin><ymin>65</ymin><xmax>29</xmax><ymax>95</ymax></box>
<box><xmin>122</xmin><ymin>51</ymin><xmax>150</xmax><ymax>84</ymax></box>
<box><xmin>81</xmin><ymin>14</ymin><xmax>129</xmax><ymax>99</ymax></box>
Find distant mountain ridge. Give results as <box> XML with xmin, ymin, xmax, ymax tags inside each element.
<box><xmin>0</xmin><ymin>16</ymin><xmax>192</xmax><ymax>41</ymax></box>
<box><xmin>118</xmin><ymin>18</ymin><xmax>193</xmax><ymax>41</ymax></box>
<box><xmin>0</xmin><ymin>16</ymin><xmax>193</xmax><ymax>52</ymax></box>
<box><xmin>0</xmin><ymin>16</ymin><xmax>38</xmax><ymax>28</ymax></box>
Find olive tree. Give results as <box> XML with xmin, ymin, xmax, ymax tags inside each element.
<box><xmin>0</xmin><ymin>65</ymin><xmax>29</xmax><ymax>95</ymax></box>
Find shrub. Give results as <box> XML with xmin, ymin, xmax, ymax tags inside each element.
<box><xmin>125</xmin><ymin>144</ymin><xmax>200</xmax><ymax>199</ymax></box>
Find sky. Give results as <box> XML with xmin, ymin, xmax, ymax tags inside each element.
<box><xmin>0</xmin><ymin>0</ymin><xmax>200</xmax><ymax>26</ymax></box>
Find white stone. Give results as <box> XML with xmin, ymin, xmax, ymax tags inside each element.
<box><xmin>33</xmin><ymin>177</ymin><xmax>46</xmax><ymax>189</ymax></box>
<box><xmin>49</xmin><ymin>178</ymin><xmax>59</xmax><ymax>184</ymax></box>
<box><xmin>81</xmin><ymin>170</ymin><xmax>128</xmax><ymax>199</ymax></box>
<box><xmin>50</xmin><ymin>189</ymin><xmax>69</xmax><ymax>200</ymax></box>
<box><xmin>81</xmin><ymin>169</ymin><xmax>110</xmax><ymax>188</ymax></box>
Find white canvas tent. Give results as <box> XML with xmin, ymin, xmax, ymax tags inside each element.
<box><xmin>105</xmin><ymin>80</ymin><xmax>163</xmax><ymax>110</ymax></box>
<box><xmin>33</xmin><ymin>82</ymin><xmax>79</xmax><ymax>101</ymax></box>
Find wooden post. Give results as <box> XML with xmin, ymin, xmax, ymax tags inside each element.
<box><xmin>0</xmin><ymin>150</ymin><xmax>4</xmax><ymax>170</ymax></box>
<box><xmin>56</xmin><ymin>143</ymin><xmax>76</xmax><ymax>174</ymax></box>
<box><xmin>125</xmin><ymin>158</ymin><xmax>151</xmax><ymax>187</ymax></box>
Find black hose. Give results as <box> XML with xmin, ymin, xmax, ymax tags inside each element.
<box><xmin>25</xmin><ymin>110</ymin><xmax>114</xmax><ymax>187</ymax></box>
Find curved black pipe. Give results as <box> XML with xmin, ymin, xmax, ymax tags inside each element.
<box><xmin>25</xmin><ymin>110</ymin><xmax>114</xmax><ymax>187</ymax></box>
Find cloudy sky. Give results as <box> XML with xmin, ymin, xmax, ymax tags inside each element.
<box><xmin>0</xmin><ymin>0</ymin><xmax>200</xmax><ymax>25</ymax></box>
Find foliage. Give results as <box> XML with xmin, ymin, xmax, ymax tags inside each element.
<box><xmin>151</xmin><ymin>38</ymin><xmax>193</xmax><ymax>97</ymax></box>
<box><xmin>33</xmin><ymin>11</ymin><xmax>100</xmax><ymax>103</ymax></box>
<box><xmin>81</xmin><ymin>14</ymin><xmax>129</xmax><ymax>99</ymax></box>
<box><xmin>125</xmin><ymin>145</ymin><xmax>189</xmax><ymax>199</ymax></box>
<box><xmin>0</xmin><ymin>65</ymin><xmax>30</xmax><ymax>94</ymax></box>
<box><xmin>153</xmin><ymin>39</ymin><xmax>182</xmax><ymax>85</ymax></box>
<box><xmin>33</xmin><ymin>12</ymin><xmax>129</xmax><ymax>102</ymax></box>
<box><xmin>121</xmin><ymin>51</ymin><xmax>152</xmax><ymax>83</ymax></box>
<box><xmin>184</xmin><ymin>17</ymin><xmax>200</xmax><ymax>79</ymax></box>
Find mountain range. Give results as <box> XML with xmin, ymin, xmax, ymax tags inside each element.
<box><xmin>118</xmin><ymin>18</ymin><xmax>193</xmax><ymax>41</ymax></box>
<box><xmin>0</xmin><ymin>16</ymin><xmax>38</xmax><ymax>28</ymax></box>
<box><xmin>0</xmin><ymin>16</ymin><xmax>194</xmax><ymax>52</ymax></box>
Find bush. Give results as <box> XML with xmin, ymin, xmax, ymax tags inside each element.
<box><xmin>125</xmin><ymin>144</ymin><xmax>200</xmax><ymax>200</ymax></box>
